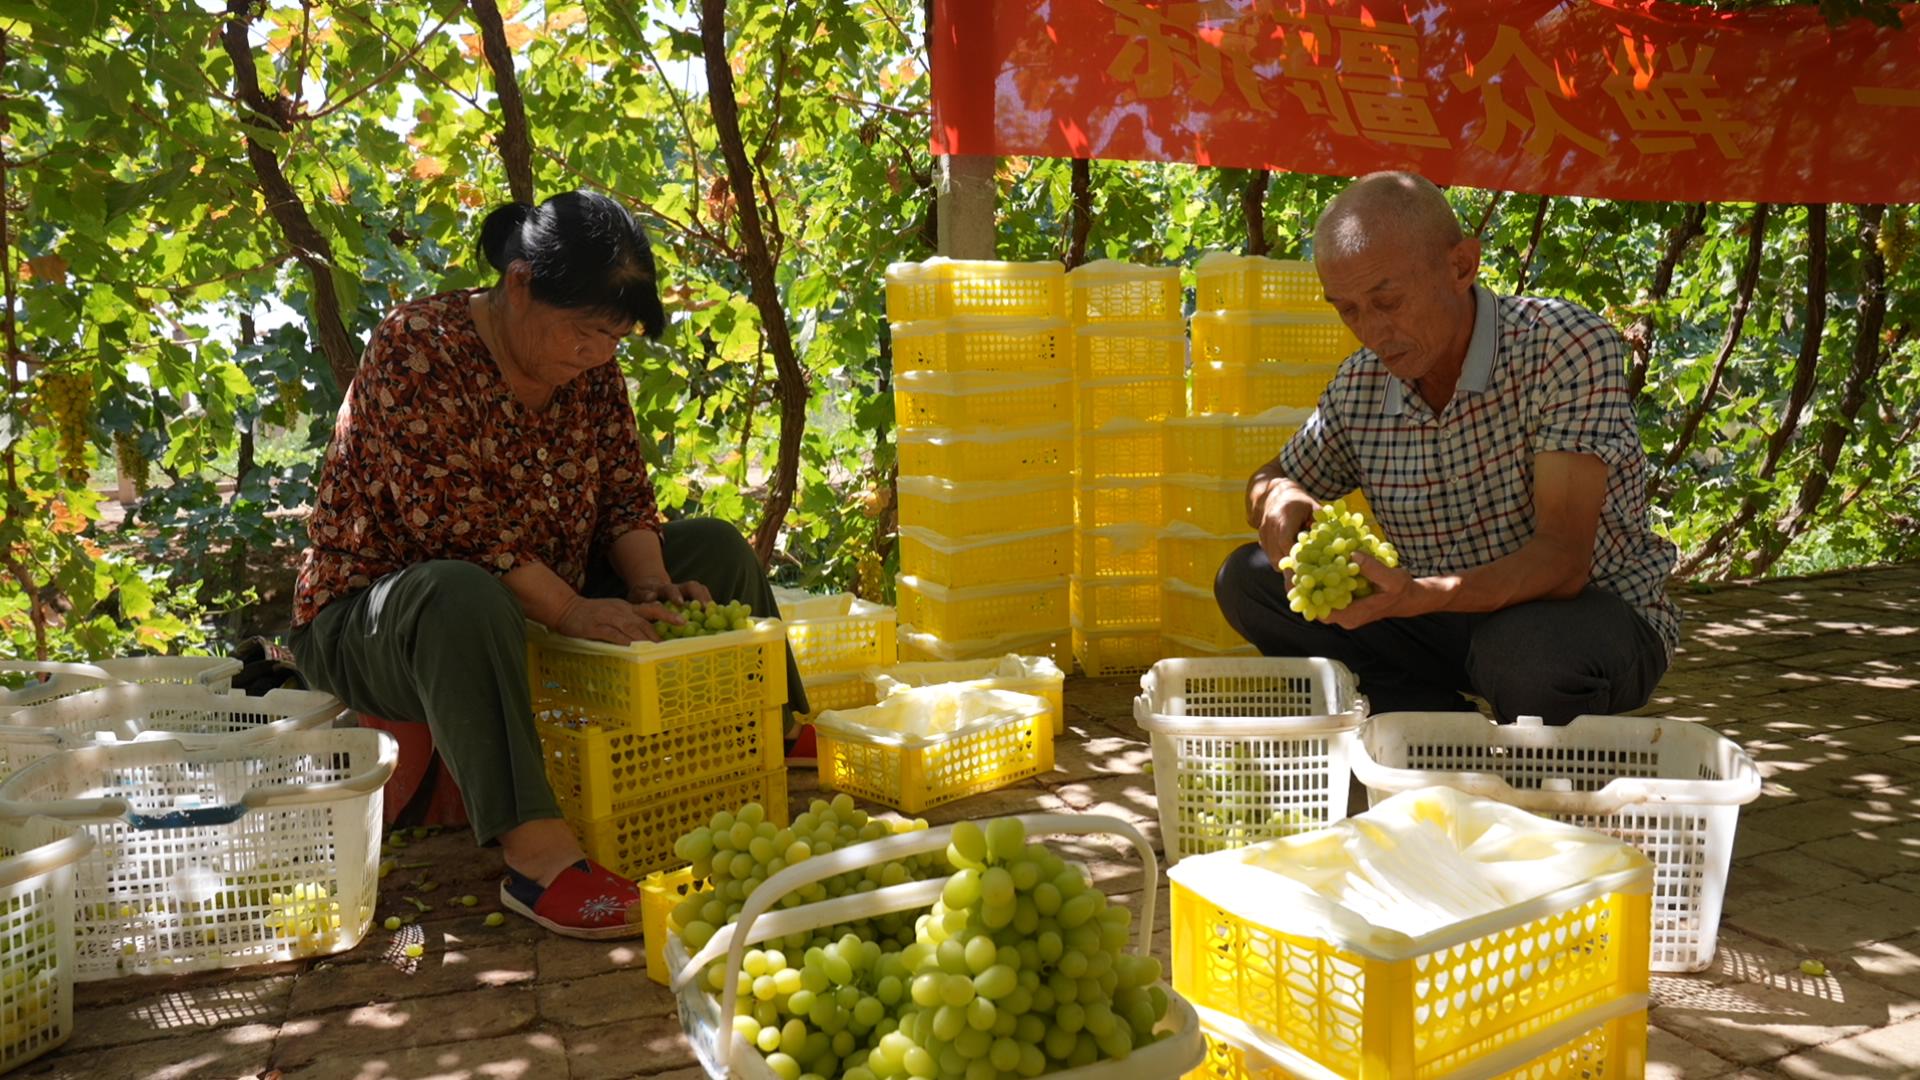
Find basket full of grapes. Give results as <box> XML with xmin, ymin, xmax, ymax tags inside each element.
<box><xmin>1135</xmin><ymin>657</ymin><xmax>1364</xmax><ymax>865</ymax></box>
<box><xmin>663</xmin><ymin>809</ymin><xmax>1205</xmax><ymax>1080</ymax></box>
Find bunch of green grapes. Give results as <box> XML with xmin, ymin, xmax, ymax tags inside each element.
<box><xmin>38</xmin><ymin>370</ymin><xmax>93</xmax><ymax>482</ymax></box>
<box><xmin>1879</xmin><ymin>207</ymin><xmax>1914</xmax><ymax>276</ymax></box>
<box><xmin>113</xmin><ymin>430</ymin><xmax>150</xmax><ymax>495</ymax></box>
<box><xmin>1275</xmin><ymin>498</ymin><xmax>1400</xmax><ymax>621</ymax></box>
<box><xmin>668</xmin><ymin>796</ymin><xmax>943</xmax><ymax>960</ymax></box>
<box><xmin>855</xmin><ymin>551</ymin><xmax>886</xmax><ymax>602</ymax></box>
<box><xmin>867</xmin><ymin>816</ymin><xmax>1171</xmax><ymax>1079</ymax></box>
<box><xmin>654</xmin><ymin>599</ymin><xmax>756</xmax><ymax>639</ymax></box>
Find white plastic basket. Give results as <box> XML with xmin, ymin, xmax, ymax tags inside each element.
<box><xmin>665</xmin><ymin>813</ymin><xmax>1205</xmax><ymax>1080</ymax></box>
<box><xmin>1351</xmin><ymin>713</ymin><xmax>1762</xmax><ymax>973</ymax></box>
<box><xmin>0</xmin><ymin>685</ymin><xmax>345</xmax><ymax>784</ymax></box>
<box><xmin>0</xmin><ymin>728</ymin><xmax>396</xmax><ymax>979</ymax></box>
<box><xmin>1</xmin><ymin>657</ymin><xmax>244</xmax><ymax>712</ymax></box>
<box><xmin>1136</xmin><ymin>658</ymin><xmax>1364</xmax><ymax>864</ymax></box>
<box><xmin>0</xmin><ymin>817</ymin><xmax>91</xmax><ymax>1074</ymax></box>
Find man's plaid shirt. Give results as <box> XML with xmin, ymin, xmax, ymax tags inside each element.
<box><xmin>1277</xmin><ymin>284</ymin><xmax>1680</xmax><ymax>657</ymax></box>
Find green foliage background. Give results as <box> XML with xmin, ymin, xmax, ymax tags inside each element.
<box><xmin>1</xmin><ymin>1</ymin><xmax>1915</xmax><ymax>662</ymax></box>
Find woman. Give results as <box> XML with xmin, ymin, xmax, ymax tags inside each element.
<box><xmin>291</xmin><ymin>191</ymin><xmax>808</xmax><ymax>939</ymax></box>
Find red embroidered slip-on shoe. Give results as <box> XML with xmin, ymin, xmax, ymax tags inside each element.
<box><xmin>787</xmin><ymin>723</ymin><xmax>818</xmax><ymax>768</ymax></box>
<box><xmin>499</xmin><ymin>859</ymin><xmax>643</xmax><ymax>940</ymax></box>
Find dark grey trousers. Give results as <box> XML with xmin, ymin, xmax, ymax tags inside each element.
<box><xmin>1213</xmin><ymin>542</ymin><xmax>1668</xmax><ymax>724</ymax></box>
<box><xmin>290</xmin><ymin>518</ymin><xmax>807</xmax><ymax>844</ymax></box>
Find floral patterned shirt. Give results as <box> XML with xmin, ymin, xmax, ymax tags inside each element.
<box><xmin>293</xmin><ymin>290</ymin><xmax>662</xmax><ymax>628</ymax></box>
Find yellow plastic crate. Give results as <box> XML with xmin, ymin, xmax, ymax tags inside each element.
<box><xmin>795</xmin><ymin>672</ymin><xmax>880</xmax><ymax>723</ymax></box>
<box><xmin>1073</xmin><ymin>627</ymin><xmax>1167</xmax><ymax>678</ymax></box>
<box><xmin>1077</xmin><ymin>420</ymin><xmax>1164</xmax><ymax>479</ymax></box>
<box><xmin>1165</xmin><ymin>475</ymin><xmax>1252</xmax><ymax>535</ymax></box>
<box><xmin>1079</xmin><ymin>376</ymin><xmax>1187</xmax><ymax>429</ymax></box>
<box><xmin>896</xmin><ymin>475</ymin><xmax>1073</xmax><ymax>540</ymax></box>
<box><xmin>576</xmin><ymin>766</ymin><xmax>789</xmax><ymax>882</ymax></box>
<box><xmin>811</xmin><ymin>689</ymin><xmax>1054</xmax><ymax>813</ymax></box>
<box><xmin>897</xmin><ymin>525</ymin><xmax>1072</xmax><ymax>589</ymax></box>
<box><xmin>1163</xmin><ymin>578</ymin><xmax>1246</xmax><ymax>651</ymax></box>
<box><xmin>897</xmin><ymin>425</ymin><xmax>1073</xmax><ymax>482</ymax></box>
<box><xmin>1075</xmin><ymin>523</ymin><xmax>1159</xmax><ymax>579</ymax></box>
<box><xmin>1192</xmin><ymin>311</ymin><xmax>1354</xmax><ymax>366</ymax></box>
<box><xmin>1194</xmin><ymin>253</ymin><xmax>1328</xmax><ymax>313</ymax></box>
<box><xmin>889</xmin><ymin>316</ymin><xmax>1070</xmax><ymax>374</ymax></box>
<box><xmin>1068</xmin><ymin>260</ymin><xmax>1184</xmax><ymax>324</ymax></box>
<box><xmin>1075</xmin><ymin>324</ymin><xmax>1187</xmax><ymax>381</ymax></box>
<box><xmin>1192</xmin><ymin>360</ymin><xmax>1342</xmax><ymax>417</ymax></box>
<box><xmin>894</xmin><ymin>370</ymin><xmax>1073</xmax><ymax>431</ymax></box>
<box><xmin>776</xmin><ymin>592</ymin><xmax>898</xmax><ymax>676</ymax></box>
<box><xmin>1071</xmin><ymin>574</ymin><xmax>1162</xmax><ymax>631</ymax></box>
<box><xmin>894</xmin><ymin>575</ymin><xmax>1068</xmax><ymax>642</ymax></box>
<box><xmin>1161</xmin><ymin>525</ymin><xmax>1252</xmax><ymax>590</ymax></box>
<box><xmin>526</xmin><ymin>623</ymin><xmax>787</xmax><ymax>735</ymax></box>
<box><xmin>640</xmin><ymin>865</ymin><xmax>704</xmax><ymax>985</ymax></box>
<box><xmin>897</xmin><ymin>624</ymin><xmax>1073</xmax><ymax>670</ymax></box>
<box><xmin>1166</xmin><ymin>409</ymin><xmax>1311</xmax><ymax>479</ymax></box>
<box><xmin>885</xmin><ymin>258</ymin><xmax>1065</xmax><ymax>323</ymax></box>
<box><xmin>1168</xmin><ymin>822</ymin><xmax>1652</xmax><ymax>1080</ymax></box>
<box><xmin>865</xmin><ymin>656</ymin><xmax>1065</xmax><ymax>735</ymax></box>
<box><xmin>1186</xmin><ymin>1000</ymin><xmax>1649</xmax><ymax>1080</ymax></box>
<box><xmin>537</xmin><ymin>706</ymin><xmax>783</xmax><ymax>821</ymax></box>
<box><xmin>1078</xmin><ymin>475</ymin><xmax>1166</xmax><ymax>530</ymax></box>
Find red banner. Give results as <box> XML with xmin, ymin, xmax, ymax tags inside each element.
<box><xmin>931</xmin><ymin>0</ymin><xmax>1920</xmax><ymax>203</ymax></box>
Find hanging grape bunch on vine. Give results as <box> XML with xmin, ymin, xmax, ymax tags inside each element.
<box><xmin>113</xmin><ymin>431</ymin><xmax>150</xmax><ymax>495</ymax></box>
<box><xmin>38</xmin><ymin>369</ymin><xmax>93</xmax><ymax>484</ymax></box>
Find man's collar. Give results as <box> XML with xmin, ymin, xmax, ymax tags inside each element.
<box><xmin>1384</xmin><ymin>283</ymin><xmax>1498</xmax><ymax>417</ymax></box>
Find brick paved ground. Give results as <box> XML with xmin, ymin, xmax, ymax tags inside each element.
<box><xmin>14</xmin><ymin>564</ymin><xmax>1918</xmax><ymax>1079</ymax></box>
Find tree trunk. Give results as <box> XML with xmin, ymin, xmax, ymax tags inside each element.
<box><xmin>0</xmin><ymin>26</ymin><xmax>46</xmax><ymax>660</ymax></box>
<box><xmin>1626</xmin><ymin>203</ymin><xmax>1708</xmax><ymax>399</ymax></box>
<box><xmin>1517</xmin><ymin>196</ymin><xmax>1550</xmax><ymax>289</ymax></box>
<box><xmin>233</xmin><ymin>312</ymin><xmax>257</xmax><ymax>494</ymax></box>
<box><xmin>220</xmin><ymin>1</ymin><xmax>361</xmax><ymax>394</ymax></box>
<box><xmin>1654</xmin><ymin>203</ymin><xmax>1770</xmax><ymax>493</ymax></box>
<box><xmin>469</xmin><ymin>0</ymin><xmax>536</xmax><ymax>203</ymax></box>
<box><xmin>1064</xmin><ymin>158</ymin><xmax>1092</xmax><ymax>269</ymax></box>
<box><xmin>1752</xmin><ymin>205</ymin><xmax>1890</xmax><ymax>573</ymax></box>
<box><xmin>1242</xmin><ymin>169</ymin><xmax>1269</xmax><ymax>256</ymax></box>
<box><xmin>1679</xmin><ymin>204</ymin><xmax>1829</xmax><ymax>578</ymax></box>
<box><xmin>700</xmin><ymin>0</ymin><xmax>809</xmax><ymax>567</ymax></box>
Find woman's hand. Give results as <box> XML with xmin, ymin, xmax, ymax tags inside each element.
<box><xmin>552</xmin><ymin>596</ymin><xmax>679</xmax><ymax>645</ymax></box>
<box><xmin>626</xmin><ymin>578</ymin><xmax>712</xmax><ymax>606</ymax></box>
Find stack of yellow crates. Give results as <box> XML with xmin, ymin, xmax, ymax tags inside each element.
<box><xmin>1164</xmin><ymin>254</ymin><xmax>1360</xmax><ymax>656</ymax></box>
<box><xmin>1066</xmin><ymin>260</ymin><xmax>1186</xmax><ymax>676</ymax></box>
<box><xmin>886</xmin><ymin>258</ymin><xmax>1074</xmax><ymax>666</ymax></box>
<box><xmin>526</xmin><ymin>624</ymin><xmax>792</xmax><ymax>880</ymax></box>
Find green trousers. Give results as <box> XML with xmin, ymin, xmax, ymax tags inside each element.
<box><xmin>290</xmin><ymin>518</ymin><xmax>809</xmax><ymax>845</ymax></box>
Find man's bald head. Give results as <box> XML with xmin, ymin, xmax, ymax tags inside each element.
<box><xmin>1313</xmin><ymin>172</ymin><xmax>1464</xmax><ymax>265</ymax></box>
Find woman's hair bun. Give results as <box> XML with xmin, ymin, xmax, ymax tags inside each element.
<box><xmin>478</xmin><ymin>202</ymin><xmax>535</xmax><ymax>271</ymax></box>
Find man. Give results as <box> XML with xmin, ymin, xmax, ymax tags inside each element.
<box><xmin>1215</xmin><ymin>172</ymin><xmax>1678</xmax><ymax>724</ymax></box>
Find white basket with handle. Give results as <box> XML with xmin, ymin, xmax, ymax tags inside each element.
<box><xmin>0</xmin><ymin>817</ymin><xmax>92</xmax><ymax>1074</ymax></box>
<box><xmin>666</xmin><ymin>813</ymin><xmax>1206</xmax><ymax>1080</ymax></box>
<box><xmin>0</xmin><ymin>685</ymin><xmax>344</xmax><ymax>784</ymax></box>
<box><xmin>1351</xmin><ymin>712</ymin><xmax>1761</xmax><ymax>973</ymax></box>
<box><xmin>0</xmin><ymin>727</ymin><xmax>396</xmax><ymax>979</ymax></box>
<box><xmin>1136</xmin><ymin>658</ymin><xmax>1365</xmax><ymax>864</ymax></box>
<box><xmin>1</xmin><ymin>657</ymin><xmax>244</xmax><ymax>712</ymax></box>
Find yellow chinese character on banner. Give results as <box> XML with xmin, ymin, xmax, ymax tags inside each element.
<box><xmin>1452</xmin><ymin>26</ymin><xmax>1606</xmax><ymax>157</ymax></box>
<box><xmin>1277</xmin><ymin>14</ymin><xmax>1449</xmax><ymax>149</ymax></box>
<box><xmin>1603</xmin><ymin>42</ymin><xmax>1751</xmax><ymax>157</ymax></box>
<box><xmin>1101</xmin><ymin>0</ymin><xmax>1273</xmax><ymax>112</ymax></box>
